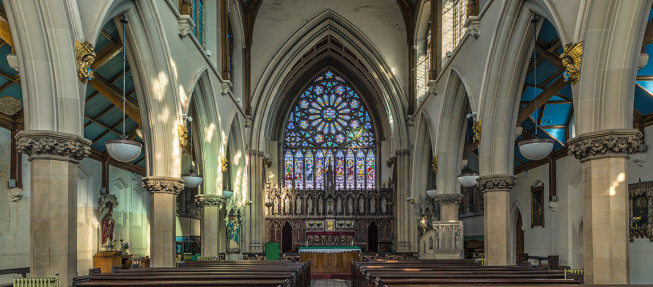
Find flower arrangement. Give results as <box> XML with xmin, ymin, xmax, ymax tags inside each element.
<box><xmin>632</xmin><ymin>216</ymin><xmax>642</xmax><ymax>227</ymax></box>
<box><xmin>120</xmin><ymin>240</ymin><xmax>131</xmax><ymax>252</ymax></box>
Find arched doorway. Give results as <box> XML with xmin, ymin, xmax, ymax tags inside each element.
<box><xmin>282</xmin><ymin>221</ymin><xmax>293</xmax><ymax>252</ymax></box>
<box><xmin>368</xmin><ymin>222</ymin><xmax>378</xmax><ymax>252</ymax></box>
<box><xmin>515</xmin><ymin>209</ymin><xmax>524</xmax><ymax>264</ymax></box>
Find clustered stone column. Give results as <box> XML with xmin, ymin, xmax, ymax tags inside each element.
<box><xmin>15</xmin><ymin>130</ymin><xmax>91</xmax><ymax>286</ymax></box>
<box><xmin>142</xmin><ymin>177</ymin><xmax>185</xmax><ymax>267</ymax></box>
<box><xmin>195</xmin><ymin>194</ymin><xmax>224</xmax><ymax>258</ymax></box>
<box><xmin>567</xmin><ymin>129</ymin><xmax>642</xmax><ymax>284</ymax></box>
<box><xmin>433</xmin><ymin>193</ymin><xmax>463</xmax><ymax>221</ymax></box>
<box><xmin>476</xmin><ymin>174</ymin><xmax>516</xmax><ymax>265</ymax></box>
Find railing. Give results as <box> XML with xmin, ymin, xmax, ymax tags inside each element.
<box><xmin>197</xmin><ymin>256</ymin><xmax>218</xmax><ymax>261</ymax></box>
<box><xmin>564</xmin><ymin>268</ymin><xmax>584</xmax><ymax>280</ymax></box>
<box><xmin>13</xmin><ymin>277</ymin><xmax>58</xmax><ymax>287</ymax></box>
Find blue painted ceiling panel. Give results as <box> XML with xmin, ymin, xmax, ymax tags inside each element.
<box><xmin>541</xmin><ymin>103</ymin><xmax>572</xmax><ymax>126</ymax></box>
<box><xmin>634</xmin><ymin>84</ymin><xmax>653</xmax><ymax>115</ymax></box>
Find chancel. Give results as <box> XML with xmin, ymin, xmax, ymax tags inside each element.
<box><xmin>1</xmin><ymin>0</ymin><xmax>653</xmax><ymax>286</ymax></box>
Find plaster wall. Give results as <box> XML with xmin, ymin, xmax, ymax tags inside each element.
<box><xmin>0</xmin><ymin>128</ymin><xmax>30</xmax><ymax>274</ymax></box>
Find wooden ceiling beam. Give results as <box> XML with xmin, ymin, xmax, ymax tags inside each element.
<box><xmin>92</xmin><ymin>41</ymin><xmax>123</xmax><ymax>71</ymax></box>
<box><xmin>517</xmin><ymin>77</ymin><xmax>568</xmax><ymax>124</ymax></box>
<box><xmin>88</xmin><ymin>75</ymin><xmax>142</xmax><ymax>127</ymax></box>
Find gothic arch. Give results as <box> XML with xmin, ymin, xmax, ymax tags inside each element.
<box><xmin>250</xmin><ymin>10</ymin><xmax>409</xmax><ymax>153</ymax></box>
<box><xmin>477</xmin><ymin>1</ymin><xmax>573</xmax><ymax>175</ymax></box>
<box><xmin>435</xmin><ymin>70</ymin><xmax>474</xmax><ymax>195</ymax></box>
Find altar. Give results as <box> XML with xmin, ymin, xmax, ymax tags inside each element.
<box><xmin>299</xmin><ymin>246</ymin><xmax>361</xmax><ymax>274</ymax></box>
<box><xmin>305</xmin><ymin>230</ymin><xmax>355</xmax><ymax>246</ymax></box>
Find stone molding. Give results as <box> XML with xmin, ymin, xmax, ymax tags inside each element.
<box><xmin>476</xmin><ymin>174</ymin><xmax>517</xmax><ymax>192</ymax></box>
<box><xmin>15</xmin><ymin>130</ymin><xmax>91</xmax><ymax>163</ymax></box>
<box><xmin>178</xmin><ymin>15</ymin><xmax>194</xmax><ymax>37</ymax></box>
<box><xmin>195</xmin><ymin>194</ymin><xmax>225</xmax><ymax>207</ymax></box>
<box><xmin>433</xmin><ymin>194</ymin><xmax>463</xmax><ymax>206</ymax></box>
<box><xmin>142</xmin><ymin>177</ymin><xmax>185</xmax><ymax>195</ymax></box>
<box><xmin>567</xmin><ymin>129</ymin><xmax>643</xmax><ymax>162</ymax></box>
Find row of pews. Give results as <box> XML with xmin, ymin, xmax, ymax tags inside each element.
<box><xmin>74</xmin><ymin>260</ymin><xmax>310</xmax><ymax>287</ymax></box>
<box><xmin>352</xmin><ymin>259</ymin><xmax>583</xmax><ymax>287</ymax></box>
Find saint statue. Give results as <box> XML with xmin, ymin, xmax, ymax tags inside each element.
<box><xmin>318</xmin><ymin>197</ymin><xmax>324</xmax><ymax>215</ymax></box>
<box><xmin>327</xmin><ymin>197</ymin><xmax>334</xmax><ymax>215</ymax></box>
<box><xmin>284</xmin><ymin>196</ymin><xmax>290</xmax><ymax>214</ymax></box>
<box><xmin>227</xmin><ymin>217</ymin><xmax>240</xmax><ymax>252</ymax></box>
<box><xmin>336</xmin><ymin>197</ymin><xmax>342</xmax><ymax>214</ymax></box>
<box><xmin>101</xmin><ymin>209</ymin><xmax>115</xmax><ymax>246</ymax></box>
<box><xmin>295</xmin><ymin>197</ymin><xmax>302</xmax><ymax>214</ymax></box>
<box><xmin>370</xmin><ymin>198</ymin><xmax>376</xmax><ymax>214</ymax></box>
<box><xmin>381</xmin><ymin>196</ymin><xmax>387</xmax><ymax>214</ymax></box>
<box><xmin>347</xmin><ymin>197</ymin><xmax>353</xmax><ymax>214</ymax></box>
<box><xmin>307</xmin><ymin>197</ymin><xmax>313</xmax><ymax>214</ymax></box>
<box><xmin>273</xmin><ymin>196</ymin><xmax>280</xmax><ymax>214</ymax></box>
<box><xmin>359</xmin><ymin>197</ymin><xmax>365</xmax><ymax>214</ymax></box>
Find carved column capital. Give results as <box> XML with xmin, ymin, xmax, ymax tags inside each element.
<box><xmin>142</xmin><ymin>177</ymin><xmax>185</xmax><ymax>195</ymax></box>
<box><xmin>15</xmin><ymin>130</ymin><xmax>91</xmax><ymax>163</ymax></box>
<box><xmin>476</xmin><ymin>174</ymin><xmax>517</xmax><ymax>192</ymax></box>
<box><xmin>567</xmin><ymin>129</ymin><xmax>643</xmax><ymax>162</ymax></box>
<box><xmin>433</xmin><ymin>193</ymin><xmax>463</xmax><ymax>206</ymax></box>
<box><xmin>195</xmin><ymin>194</ymin><xmax>225</xmax><ymax>207</ymax></box>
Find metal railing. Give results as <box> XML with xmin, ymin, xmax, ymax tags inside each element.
<box><xmin>13</xmin><ymin>277</ymin><xmax>58</xmax><ymax>287</ymax></box>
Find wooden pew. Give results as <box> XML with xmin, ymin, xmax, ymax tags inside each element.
<box><xmin>76</xmin><ymin>260</ymin><xmax>310</xmax><ymax>287</ymax></box>
<box><xmin>352</xmin><ymin>260</ymin><xmax>581</xmax><ymax>287</ymax></box>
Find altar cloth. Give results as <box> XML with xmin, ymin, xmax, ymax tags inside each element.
<box><xmin>298</xmin><ymin>246</ymin><xmax>361</xmax><ymax>253</ymax></box>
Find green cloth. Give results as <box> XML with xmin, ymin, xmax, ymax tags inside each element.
<box><xmin>265</xmin><ymin>242</ymin><xmax>280</xmax><ymax>260</ymax></box>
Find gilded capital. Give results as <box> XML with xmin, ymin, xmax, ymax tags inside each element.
<box><xmin>476</xmin><ymin>174</ymin><xmax>517</xmax><ymax>192</ymax></box>
<box><xmin>567</xmin><ymin>129</ymin><xmax>643</xmax><ymax>162</ymax></box>
<box><xmin>142</xmin><ymin>177</ymin><xmax>185</xmax><ymax>195</ymax></box>
<box><xmin>433</xmin><ymin>193</ymin><xmax>463</xmax><ymax>206</ymax></box>
<box><xmin>75</xmin><ymin>40</ymin><xmax>96</xmax><ymax>82</ymax></box>
<box><xmin>15</xmin><ymin>130</ymin><xmax>91</xmax><ymax>163</ymax></box>
<box><xmin>195</xmin><ymin>194</ymin><xmax>224</xmax><ymax>207</ymax></box>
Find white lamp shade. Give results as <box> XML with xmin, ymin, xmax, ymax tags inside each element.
<box><xmin>426</xmin><ymin>189</ymin><xmax>438</xmax><ymax>198</ymax></box>
<box><xmin>106</xmin><ymin>139</ymin><xmax>142</xmax><ymax>162</ymax></box>
<box><xmin>222</xmin><ymin>190</ymin><xmax>233</xmax><ymax>198</ymax></box>
<box><xmin>518</xmin><ymin>138</ymin><xmax>555</xmax><ymax>161</ymax></box>
<box><xmin>182</xmin><ymin>173</ymin><xmax>203</xmax><ymax>188</ymax></box>
<box><xmin>458</xmin><ymin>174</ymin><xmax>479</xmax><ymax>187</ymax></box>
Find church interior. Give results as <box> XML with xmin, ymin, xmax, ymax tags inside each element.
<box><xmin>1</xmin><ymin>0</ymin><xmax>653</xmax><ymax>286</ymax></box>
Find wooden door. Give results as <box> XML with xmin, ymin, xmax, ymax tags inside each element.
<box><xmin>515</xmin><ymin>210</ymin><xmax>524</xmax><ymax>264</ymax></box>
<box><xmin>282</xmin><ymin>221</ymin><xmax>293</xmax><ymax>252</ymax></box>
<box><xmin>368</xmin><ymin>222</ymin><xmax>378</xmax><ymax>252</ymax></box>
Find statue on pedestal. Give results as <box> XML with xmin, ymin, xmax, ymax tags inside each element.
<box><xmin>325</xmin><ymin>162</ymin><xmax>335</xmax><ymax>196</ymax></box>
<box><xmin>98</xmin><ymin>193</ymin><xmax>118</xmax><ymax>249</ymax></box>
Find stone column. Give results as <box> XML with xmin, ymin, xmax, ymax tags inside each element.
<box><xmin>196</xmin><ymin>194</ymin><xmax>224</xmax><ymax>257</ymax></box>
<box><xmin>433</xmin><ymin>193</ymin><xmax>463</xmax><ymax>221</ymax></box>
<box><xmin>567</xmin><ymin>129</ymin><xmax>642</xmax><ymax>284</ymax></box>
<box><xmin>476</xmin><ymin>174</ymin><xmax>516</xmax><ymax>265</ymax></box>
<box><xmin>142</xmin><ymin>177</ymin><xmax>185</xmax><ymax>267</ymax></box>
<box><xmin>16</xmin><ymin>131</ymin><xmax>91</xmax><ymax>286</ymax></box>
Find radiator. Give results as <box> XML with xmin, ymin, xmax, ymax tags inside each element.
<box><xmin>564</xmin><ymin>268</ymin><xmax>584</xmax><ymax>279</ymax></box>
<box><xmin>13</xmin><ymin>277</ymin><xmax>58</xmax><ymax>287</ymax></box>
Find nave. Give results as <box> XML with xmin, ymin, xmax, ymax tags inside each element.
<box><xmin>1</xmin><ymin>0</ymin><xmax>653</xmax><ymax>286</ymax></box>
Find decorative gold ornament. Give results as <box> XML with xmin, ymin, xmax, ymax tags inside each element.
<box><xmin>264</xmin><ymin>157</ymin><xmax>272</xmax><ymax>168</ymax></box>
<box><xmin>431</xmin><ymin>156</ymin><xmax>438</xmax><ymax>174</ymax></box>
<box><xmin>177</xmin><ymin>123</ymin><xmax>188</xmax><ymax>148</ymax></box>
<box><xmin>472</xmin><ymin>120</ymin><xmax>482</xmax><ymax>143</ymax></box>
<box><xmin>221</xmin><ymin>157</ymin><xmax>228</xmax><ymax>173</ymax></box>
<box><xmin>75</xmin><ymin>40</ymin><xmax>96</xmax><ymax>82</ymax></box>
<box><xmin>559</xmin><ymin>41</ymin><xmax>583</xmax><ymax>85</ymax></box>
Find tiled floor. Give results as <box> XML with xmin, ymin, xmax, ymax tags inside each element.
<box><xmin>311</xmin><ymin>279</ymin><xmax>352</xmax><ymax>287</ymax></box>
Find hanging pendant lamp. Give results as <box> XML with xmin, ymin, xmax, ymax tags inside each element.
<box><xmin>106</xmin><ymin>17</ymin><xmax>142</xmax><ymax>162</ymax></box>
<box><xmin>457</xmin><ymin>166</ymin><xmax>479</xmax><ymax>187</ymax></box>
<box><xmin>182</xmin><ymin>104</ymin><xmax>203</xmax><ymax>188</ymax></box>
<box><xmin>518</xmin><ymin>15</ymin><xmax>553</xmax><ymax>161</ymax></box>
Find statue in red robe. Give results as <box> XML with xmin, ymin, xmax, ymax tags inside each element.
<box><xmin>101</xmin><ymin>209</ymin><xmax>114</xmax><ymax>245</ymax></box>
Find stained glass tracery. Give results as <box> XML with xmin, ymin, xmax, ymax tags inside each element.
<box><xmin>283</xmin><ymin>71</ymin><xmax>376</xmax><ymax>190</ymax></box>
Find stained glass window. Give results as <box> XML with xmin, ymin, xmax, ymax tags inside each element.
<box><xmin>283</xmin><ymin>71</ymin><xmax>377</xmax><ymax>190</ymax></box>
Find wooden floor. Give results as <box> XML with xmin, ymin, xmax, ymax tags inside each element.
<box><xmin>311</xmin><ymin>279</ymin><xmax>351</xmax><ymax>287</ymax></box>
